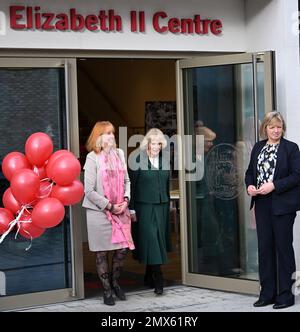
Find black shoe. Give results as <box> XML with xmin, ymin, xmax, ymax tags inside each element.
<box><xmin>154</xmin><ymin>287</ymin><xmax>163</xmax><ymax>295</ymax></box>
<box><xmin>103</xmin><ymin>291</ymin><xmax>115</xmax><ymax>306</ymax></box>
<box><xmin>253</xmin><ymin>299</ymin><xmax>275</xmax><ymax>307</ymax></box>
<box><xmin>273</xmin><ymin>301</ymin><xmax>294</xmax><ymax>309</ymax></box>
<box><xmin>152</xmin><ymin>264</ymin><xmax>164</xmax><ymax>295</ymax></box>
<box><xmin>112</xmin><ymin>284</ymin><xmax>126</xmax><ymax>301</ymax></box>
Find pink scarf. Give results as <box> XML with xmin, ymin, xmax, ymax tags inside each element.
<box><xmin>99</xmin><ymin>149</ymin><xmax>134</xmax><ymax>250</ymax></box>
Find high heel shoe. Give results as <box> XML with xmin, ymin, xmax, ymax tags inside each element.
<box><xmin>154</xmin><ymin>286</ymin><xmax>163</xmax><ymax>295</ymax></box>
<box><xmin>103</xmin><ymin>290</ymin><xmax>115</xmax><ymax>306</ymax></box>
<box><xmin>112</xmin><ymin>284</ymin><xmax>126</xmax><ymax>301</ymax></box>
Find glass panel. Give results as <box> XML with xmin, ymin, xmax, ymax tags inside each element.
<box><xmin>0</xmin><ymin>68</ymin><xmax>72</xmax><ymax>296</ymax></box>
<box><xmin>257</xmin><ymin>62</ymin><xmax>266</xmax><ymax>122</ymax></box>
<box><xmin>183</xmin><ymin>63</ymin><xmax>260</xmax><ymax>280</ymax></box>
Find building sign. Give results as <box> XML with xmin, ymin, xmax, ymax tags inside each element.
<box><xmin>9</xmin><ymin>6</ymin><xmax>223</xmax><ymax>35</ymax></box>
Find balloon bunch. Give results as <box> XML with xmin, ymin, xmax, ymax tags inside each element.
<box><xmin>0</xmin><ymin>132</ymin><xmax>84</xmax><ymax>248</ymax></box>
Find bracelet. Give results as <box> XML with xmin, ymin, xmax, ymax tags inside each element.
<box><xmin>124</xmin><ymin>197</ymin><xmax>129</xmax><ymax>203</ymax></box>
<box><xmin>109</xmin><ymin>204</ymin><xmax>114</xmax><ymax>212</ymax></box>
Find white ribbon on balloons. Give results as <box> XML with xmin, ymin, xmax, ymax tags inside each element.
<box><xmin>0</xmin><ymin>178</ymin><xmax>54</xmax><ymax>249</ymax></box>
<box><xmin>14</xmin><ymin>212</ymin><xmax>35</xmax><ymax>251</ymax></box>
<box><xmin>36</xmin><ymin>178</ymin><xmax>54</xmax><ymax>199</ymax></box>
<box><xmin>0</xmin><ymin>204</ymin><xmax>34</xmax><ymax>250</ymax></box>
<box><xmin>0</xmin><ymin>205</ymin><xmax>27</xmax><ymax>244</ymax></box>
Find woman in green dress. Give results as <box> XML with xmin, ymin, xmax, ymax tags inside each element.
<box><xmin>129</xmin><ymin>128</ymin><xmax>171</xmax><ymax>295</ymax></box>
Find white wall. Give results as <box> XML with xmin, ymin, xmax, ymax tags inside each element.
<box><xmin>0</xmin><ymin>0</ymin><xmax>246</xmax><ymax>52</ymax></box>
<box><xmin>246</xmin><ymin>0</ymin><xmax>300</xmax><ymax>275</ymax></box>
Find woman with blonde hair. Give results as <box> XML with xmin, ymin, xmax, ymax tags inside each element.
<box><xmin>82</xmin><ymin>121</ymin><xmax>134</xmax><ymax>306</ymax></box>
<box><xmin>245</xmin><ymin>111</ymin><xmax>300</xmax><ymax>309</ymax></box>
<box><xmin>129</xmin><ymin>128</ymin><xmax>171</xmax><ymax>295</ymax></box>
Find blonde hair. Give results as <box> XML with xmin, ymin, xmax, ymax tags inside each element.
<box><xmin>196</xmin><ymin>126</ymin><xmax>216</xmax><ymax>141</ymax></box>
<box><xmin>140</xmin><ymin>128</ymin><xmax>167</xmax><ymax>150</ymax></box>
<box><xmin>259</xmin><ymin>111</ymin><xmax>286</xmax><ymax>139</ymax></box>
<box><xmin>85</xmin><ymin>121</ymin><xmax>115</xmax><ymax>153</ymax></box>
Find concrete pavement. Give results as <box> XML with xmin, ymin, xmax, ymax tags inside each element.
<box><xmin>16</xmin><ymin>285</ymin><xmax>300</xmax><ymax>312</ymax></box>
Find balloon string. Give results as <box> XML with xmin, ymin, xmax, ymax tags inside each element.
<box><xmin>0</xmin><ymin>205</ymin><xmax>27</xmax><ymax>244</ymax></box>
<box><xmin>15</xmin><ymin>222</ymin><xmax>33</xmax><ymax>251</ymax></box>
<box><xmin>40</xmin><ymin>177</ymin><xmax>51</xmax><ymax>182</ymax></box>
<box><xmin>36</xmin><ymin>181</ymin><xmax>54</xmax><ymax>199</ymax></box>
<box><xmin>15</xmin><ymin>218</ymin><xmax>32</xmax><ymax>239</ymax></box>
<box><xmin>25</xmin><ymin>238</ymin><xmax>32</xmax><ymax>251</ymax></box>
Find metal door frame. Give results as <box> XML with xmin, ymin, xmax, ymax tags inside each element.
<box><xmin>176</xmin><ymin>52</ymin><xmax>275</xmax><ymax>295</ymax></box>
<box><xmin>0</xmin><ymin>58</ymin><xmax>83</xmax><ymax>311</ymax></box>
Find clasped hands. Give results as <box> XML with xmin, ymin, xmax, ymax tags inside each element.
<box><xmin>247</xmin><ymin>182</ymin><xmax>275</xmax><ymax>196</ymax></box>
<box><xmin>108</xmin><ymin>200</ymin><xmax>128</xmax><ymax>215</ymax></box>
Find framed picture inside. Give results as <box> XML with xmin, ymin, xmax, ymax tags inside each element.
<box><xmin>145</xmin><ymin>101</ymin><xmax>176</xmax><ymax>137</ymax></box>
<box><xmin>145</xmin><ymin>101</ymin><xmax>178</xmax><ymax>180</ymax></box>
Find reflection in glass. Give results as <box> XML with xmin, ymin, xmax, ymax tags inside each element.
<box><xmin>0</xmin><ymin>68</ymin><xmax>72</xmax><ymax>296</ymax></box>
<box><xmin>183</xmin><ymin>63</ymin><xmax>265</xmax><ymax>280</ymax></box>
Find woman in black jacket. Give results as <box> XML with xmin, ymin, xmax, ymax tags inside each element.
<box><xmin>245</xmin><ymin>111</ymin><xmax>300</xmax><ymax>309</ymax></box>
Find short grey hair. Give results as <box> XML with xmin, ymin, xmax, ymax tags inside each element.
<box><xmin>259</xmin><ymin>111</ymin><xmax>286</xmax><ymax>139</ymax></box>
<box><xmin>140</xmin><ymin>128</ymin><xmax>167</xmax><ymax>150</ymax></box>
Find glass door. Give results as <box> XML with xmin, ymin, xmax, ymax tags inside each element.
<box><xmin>0</xmin><ymin>58</ymin><xmax>83</xmax><ymax>311</ymax></box>
<box><xmin>176</xmin><ymin>52</ymin><xmax>275</xmax><ymax>294</ymax></box>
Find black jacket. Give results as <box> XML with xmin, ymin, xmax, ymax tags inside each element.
<box><xmin>245</xmin><ymin>138</ymin><xmax>300</xmax><ymax>215</ymax></box>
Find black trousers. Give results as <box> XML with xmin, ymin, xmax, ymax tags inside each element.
<box><xmin>255</xmin><ymin>194</ymin><xmax>296</xmax><ymax>303</ymax></box>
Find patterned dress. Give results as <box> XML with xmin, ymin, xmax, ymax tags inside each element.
<box><xmin>256</xmin><ymin>143</ymin><xmax>279</xmax><ymax>189</ymax></box>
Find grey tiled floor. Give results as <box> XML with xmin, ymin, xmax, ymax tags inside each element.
<box><xmin>16</xmin><ymin>285</ymin><xmax>300</xmax><ymax>312</ymax></box>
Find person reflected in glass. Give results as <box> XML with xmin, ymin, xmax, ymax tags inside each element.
<box><xmin>245</xmin><ymin>111</ymin><xmax>300</xmax><ymax>309</ymax></box>
<box><xmin>129</xmin><ymin>128</ymin><xmax>171</xmax><ymax>295</ymax></box>
<box><xmin>236</xmin><ymin>116</ymin><xmax>258</xmax><ymax>274</ymax></box>
<box><xmin>194</xmin><ymin>122</ymin><xmax>220</xmax><ymax>272</ymax></box>
<box><xmin>82</xmin><ymin>121</ymin><xmax>134</xmax><ymax>306</ymax></box>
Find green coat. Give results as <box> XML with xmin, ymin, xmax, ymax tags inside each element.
<box><xmin>129</xmin><ymin>151</ymin><xmax>172</xmax><ymax>264</ymax></box>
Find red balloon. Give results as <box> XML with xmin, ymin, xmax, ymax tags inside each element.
<box><xmin>18</xmin><ymin>211</ymin><xmax>45</xmax><ymax>239</ymax></box>
<box><xmin>31</xmin><ymin>198</ymin><xmax>65</xmax><ymax>228</ymax></box>
<box><xmin>2</xmin><ymin>152</ymin><xmax>31</xmax><ymax>181</ymax></box>
<box><xmin>50</xmin><ymin>155</ymin><xmax>81</xmax><ymax>186</ymax></box>
<box><xmin>10</xmin><ymin>169</ymin><xmax>40</xmax><ymax>205</ymax></box>
<box><xmin>51</xmin><ymin>180</ymin><xmax>84</xmax><ymax>205</ymax></box>
<box><xmin>0</xmin><ymin>208</ymin><xmax>14</xmax><ymax>235</ymax></box>
<box><xmin>25</xmin><ymin>132</ymin><xmax>53</xmax><ymax>167</ymax></box>
<box><xmin>46</xmin><ymin>150</ymin><xmax>74</xmax><ymax>179</ymax></box>
<box><xmin>2</xmin><ymin>188</ymin><xmax>22</xmax><ymax>214</ymax></box>
<box><xmin>32</xmin><ymin>165</ymin><xmax>47</xmax><ymax>180</ymax></box>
